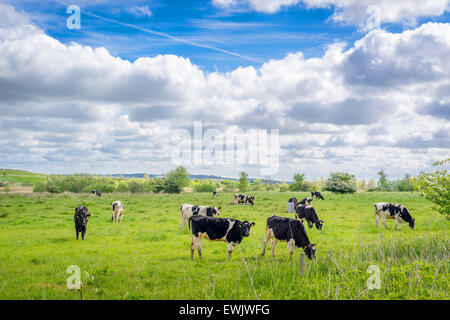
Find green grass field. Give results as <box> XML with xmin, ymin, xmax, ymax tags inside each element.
<box><xmin>0</xmin><ymin>170</ymin><xmax>48</xmax><ymax>187</ymax></box>
<box><xmin>0</xmin><ymin>191</ymin><xmax>448</xmax><ymax>300</ymax></box>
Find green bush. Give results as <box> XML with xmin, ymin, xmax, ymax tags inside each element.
<box><xmin>193</xmin><ymin>180</ymin><xmax>217</xmax><ymax>192</ymax></box>
<box><xmin>412</xmin><ymin>159</ymin><xmax>449</xmax><ymax>218</ymax></box>
<box><xmin>128</xmin><ymin>180</ymin><xmax>143</xmax><ymax>193</ymax></box>
<box><xmin>289</xmin><ymin>173</ymin><xmax>309</xmax><ymax>192</ymax></box>
<box><xmin>324</xmin><ymin>172</ymin><xmax>357</xmax><ymax>194</ymax></box>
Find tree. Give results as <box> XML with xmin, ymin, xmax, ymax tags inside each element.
<box><xmin>250</xmin><ymin>179</ymin><xmax>263</xmax><ymax>191</ymax></box>
<box><xmin>289</xmin><ymin>173</ymin><xmax>309</xmax><ymax>192</ymax></box>
<box><xmin>368</xmin><ymin>179</ymin><xmax>377</xmax><ymax>189</ymax></box>
<box><xmin>324</xmin><ymin>172</ymin><xmax>357</xmax><ymax>194</ymax></box>
<box><xmin>163</xmin><ymin>166</ymin><xmax>190</xmax><ymax>194</ymax></box>
<box><xmin>411</xmin><ymin>159</ymin><xmax>449</xmax><ymax>219</ymax></box>
<box><xmin>238</xmin><ymin>171</ymin><xmax>248</xmax><ymax>193</ymax></box>
<box><xmin>378</xmin><ymin>170</ymin><xmax>390</xmax><ymax>191</ymax></box>
<box><xmin>359</xmin><ymin>179</ymin><xmax>367</xmax><ymax>191</ymax></box>
<box><xmin>392</xmin><ymin>174</ymin><xmax>414</xmax><ymax>192</ymax></box>
<box><xmin>279</xmin><ymin>180</ymin><xmax>289</xmax><ymax>192</ymax></box>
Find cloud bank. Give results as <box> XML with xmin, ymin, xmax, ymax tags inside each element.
<box><xmin>0</xmin><ymin>3</ymin><xmax>448</xmax><ymax>179</ymax></box>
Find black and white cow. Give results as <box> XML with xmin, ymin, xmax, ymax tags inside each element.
<box><xmin>295</xmin><ymin>205</ymin><xmax>324</xmax><ymax>230</ymax></box>
<box><xmin>261</xmin><ymin>215</ymin><xmax>316</xmax><ymax>260</ymax></box>
<box><xmin>189</xmin><ymin>216</ymin><xmax>255</xmax><ymax>259</ymax></box>
<box><xmin>112</xmin><ymin>201</ymin><xmax>125</xmax><ymax>223</ymax></box>
<box><xmin>91</xmin><ymin>189</ymin><xmax>101</xmax><ymax>198</ymax></box>
<box><xmin>233</xmin><ymin>194</ymin><xmax>255</xmax><ymax>206</ymax></box>
<box><xmin>212</xmin><ymin>191</ymin><xmax>218</xmax><ymax>198</ymax></box>
<box><xmin>74</xmin><ymin>206</ymin><xmax>91</xmax><ymax>240</ymax></box>
<box><xmin>179</xmin><ymin>204</ymin><xmax>221</xmax><ymax>229</ymax></box>
<box><xmin>311</xmin><ymin>192</ymin><xmax>324</xmax><ymax>200</ymax></box>
<box><xmin>299</xmin><ymin>197</ymin><xmax>313</xmax><ymax>206</ymax></box>
<box><xmin>374</xmin><ymin>203</ymin><xmax>415</xmax><ymax>230</ymax></box>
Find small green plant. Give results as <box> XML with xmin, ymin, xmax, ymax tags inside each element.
<box><xmin>412</xmin><ymin>158</ymin><xmax>449</xmax><ymax>219</ymax></box>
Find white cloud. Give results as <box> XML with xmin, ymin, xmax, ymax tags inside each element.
<box><xmin>129</xmin><ymin>5</ymin><xmax>153</xmax><ymax>19</ymax></box>
<box><xmin>0</xmin><ymin>3</ymin><xmax>448</xmax><ymax>179</ymax></box>
<box><xmin>212</xmin><ymin>0</ymin><xmax>450</xmax><ymax>28</ymax></box>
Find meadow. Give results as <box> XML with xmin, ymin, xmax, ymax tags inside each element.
<box><xmin>0</xmin><ymin>191</ymin><xmax>448</xmax><ymax>300</ymax></box>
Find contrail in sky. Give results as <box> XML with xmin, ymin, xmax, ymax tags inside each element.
<box><xmin>83</xmin><ymin>10</ymin><xmax>264</xmax><ymax>63</ymax></box>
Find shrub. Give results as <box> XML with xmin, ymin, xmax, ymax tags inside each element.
<box><xmin>163</xmin><ymin>167</ymin><xmax>190</xmax><ymax>194</ymax></box>
<box><xmin>289</xmin><ymin>173</ymin><xmax>309</xmax><ymax>192</ymax></box>
<box><xmin>128</xmin><ymin>180</ymin><xmax>142</xmax><ymax>193</ymax></box>
<box><xmin>193</xmin><ymin>180</ymin><xmax>216</xmax><ymax>192</ymax></box>
<box><xmin>411</xmin><ymin>159</ymin><xmax>449</xmax><ymax>219</ymax></box>
<box><xmin>324</xmin><ymin>172</ymin><xmax>357</xmax><ymax>194</ymax></box>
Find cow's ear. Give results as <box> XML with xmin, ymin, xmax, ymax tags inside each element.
<box><xmin>87</xmin><ymin>214</ymin><xmax>91</xmax><ymax>217</ymax></box>
<box><xmin>218</xmin><ymin>207</ymin><xmax>222</xmax><ymax>210</ymax></box>
<box><xmin>250</xmin><ymin>222</ymin><xmax>255</xmax><ymax>227</ymax></box>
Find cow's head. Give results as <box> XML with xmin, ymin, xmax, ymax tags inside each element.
<box><xmin>409</xmin><ymin>218</ymin><xmax>415</xmax><ymax>230</ymax></box>
<box><xmin>237</xmin><ymin>221</ymin><xmax>255</xmax><ymax>237</ymax></box>
<box><xmin>213</xmin><ymin>206</ymin><xmax>221</xmax><ymax>216</ymax></box>
<box><xmin>315</xmin><ymin>220</ymin><xmax>324</xmax><ymax>230</ymax></box>
<box><xmin>76</xmin><ymin>207</ymin><xmax>91</xmax><ymax>227</ymax></box>
<box><xmin>248</xmin><ymin>196</ymin><xmax>255</xmax><ymax>205</ymax></box>
<box><xmin>304</xmin><ymin>243</ymin><xmax>316</xmax><ymax>260</ymax></box>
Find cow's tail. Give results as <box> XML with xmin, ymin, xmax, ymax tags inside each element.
<box><xmin>188</xmin><ymin>216</ymin><xmax>194</xmax><ymax>231</ymax></box>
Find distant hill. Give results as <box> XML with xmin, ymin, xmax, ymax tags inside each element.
<box><xmin>0</xmin><ymin>169</ymin><xmax>283</xmax><ymax>185</ymax></box>
<box><xmin>0</xmin><ymin>169</ymin><xmax>48</xmax><ymax>186</ymax></box>
<box><xmin>103</xmin><ymin>173</ymin><xmax>282</xmax><ymax>184</ymax></box>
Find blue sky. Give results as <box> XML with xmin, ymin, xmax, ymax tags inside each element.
<box><xmin>0</xmin><ymin>1</ymin><xmax>449</xmax><ymax>180</ymax></box>
<box><xmin>10</xmin><ymin>0</ymin><xmax>450</xmax><ymax>72</ymax></box>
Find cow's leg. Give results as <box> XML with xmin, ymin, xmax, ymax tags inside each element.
<box><xmin>288</xmin><ymin>239</ymin><xmax>295</xmax><ymax>260</ymax></box>
<box><xmin>81</xmin><ymin>228</ymin><xmax>86</xmax><ymax>240</ymax></box>
<box><xmin>120</xmin><ymin>213</ymin><xmax>123</xmax><ymax>223</ymax></box>
<box><xmin>190</xmin><ymin>235</ymin><xmax>197</xmax><ymax>259</ymax></box>
<box><xmin>227</xmin><ymin>242</ymin><xmax>234</xmax><ymax>259</ymax></box>
<box><xmin>375</xmin><ymin>214</ymin><xmax>380</xmax><ymax>227</ymax></box>
<box><xmin>271</xmin><ymin>239</ymin><xmax>278</xmax><ymax>257</ymax></box>
<box><xmin>75</xmin><ymin>227</ymin><xmax>79</xmax><ymax>240</ymax></box>
<box><xmin>197</xmin><ymin>236</ymin><xmax>203</xmax><ymax>259</ymax></box>
<box><xmin>381</xmin><ymin>217</ymin><xmax>388</xmax><ymax>229</ymax></box>
<box><xmin>394</xmin><ymin>216</ymin><xmax>399</xmax><ymax>230</ymax></box>
<box><xmin>180</xmin><ymin>212</ymin><xmax>186</xmax><ymax>230</ymax></box>
<box><xmin>261</xmin><ymin>229</ymin><xmax>272</xmax><ymax>256</ymax></box>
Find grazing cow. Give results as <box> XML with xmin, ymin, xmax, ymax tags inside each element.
<box><xmin>74</xmin><ymin>206</ymin><xmax>91</xmax><ymax>240</ymax></box>
<box><xmin>212</xmin><ymin>191</ymin><xmax>218</xmax><ymax>198</ymax></box>
<box><xmin>112</xmin><ymin>201</ymin><xmax>125</xmax><ymax>223</ymax></box>
<box><xmin>262</xmin><ymin>215</ymin><xmax>316</xmax><ymax>260</ymax></box>
<box><xmin>374</xmin><ymin>203</ymin><xmax>415</xmax><ymax>230</ymax></box>
<box><xmin>295</xmin><ymin>205</ymin><xmax>324</xmax><ymax>230</ymax></box>
<box><xmin>311</xmin><ymin>192</ymin><xmax>325</xmax><ymax>200</ymax></box>
<box><xmin>299</xmin><ymin>197</ymin><xmax>313</xmax><ymax>206</ymax></box>
<box><xmin>179</xmin><ymin>204</ymin><xmax>221</xmax><ymax>229</ymax></box>
<box><xmin>91</xmin><ymin>189</ymin><xmax>101</xmax><ymax>198</ymax></box>
<box><xmin>232</xmin><ymin>194</ymin><xmax>255</xmax><ymax>206</ymax></box>
<box><xmin>189</xmin><ymin>216</ymin><xmax>255</xmax><ymax>259</ymax></box>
